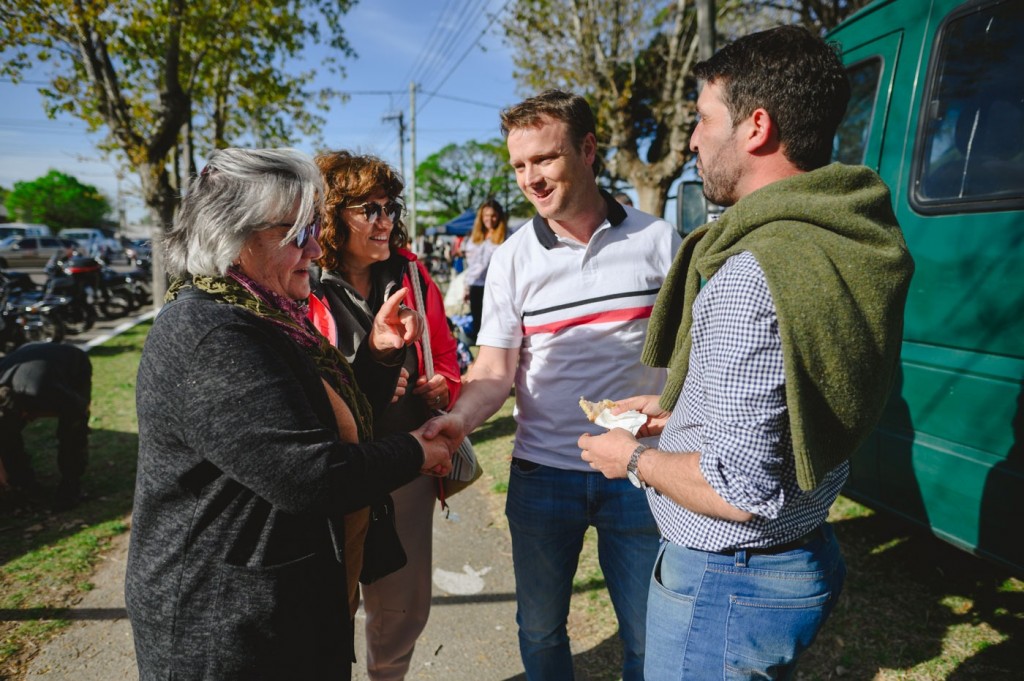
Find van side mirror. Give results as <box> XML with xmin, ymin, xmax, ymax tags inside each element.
<box><xmin>675</xmin><ymin>180</ymin><xmax>724</xmax><ymax>236</ymax></box>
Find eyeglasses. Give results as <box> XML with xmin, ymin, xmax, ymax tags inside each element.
<box><xmin>348</xmin><ymin>200</ymin><xmax>403</xmax><ymax>224</ymax></box>
<box><xmin>293</xmin><ymin>219</ymin><xmax>321</xmax><ymax>249</ymax></box>
<box><xmin>270</xmin><ymin>219</ymin><xmax>321</xmax><ymax>248</ymax></box>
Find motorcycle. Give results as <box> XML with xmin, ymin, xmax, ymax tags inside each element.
<box><xmin>47</xmin><ymin>254</ymin><xmax>135</xmax><ymax>322</ymax></box>
<box><xmin>0</xmin><ymin>272</ymin><xmax>28</xmax><ymax>354</ymax></box>
<box><xmin>126</xmin><ymin>257</ymin><xmax>153</xmax><ymax>309</ymax></box>
<box><xmin>44</xmin><ymin>256</ymin><xmax>101</xmax><ymax>333</ymax></box>
<box><xmin>1</xmin><ymin>270</ymin><xmax>68</xmax><ymax>344</ymax></box>
<box><xmin>98</xmin><ymin>263</ymin><xmax>139</xmax><ymax>316</ymax></box>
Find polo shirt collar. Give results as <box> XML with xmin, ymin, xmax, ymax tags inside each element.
<box><xmin>531</xmin><ymin>189</ymin><xmax>627</xmax><ymax>250</ymax></box>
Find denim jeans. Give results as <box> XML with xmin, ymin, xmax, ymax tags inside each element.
<box><xmin>505</xmin><ymin>458</ymin><xmax>660</xmax><ymax>681</ymax></box>
<box><xmin>645</xmin><ymin>523</ymin><xmax>846</xmax><ymax>681</ymax></box>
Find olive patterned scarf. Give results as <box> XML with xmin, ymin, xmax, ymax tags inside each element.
<box><xmin>166</xmin><ymin>268</ymin><xmax>373</xmax><ymax>442</ymax></box>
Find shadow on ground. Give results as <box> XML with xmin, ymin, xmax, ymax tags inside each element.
<box><xmin>0</xmin><ymin>427</ymin><xmax>137</xmax><ymax>566</ymax></box>
<box><xmin>800</xmin><ymin>511</ymin><xmax>1022</xmax><ymax>679</ymax></box>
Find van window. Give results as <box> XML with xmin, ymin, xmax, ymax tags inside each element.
<box><xmin>834</xmin><ymin>58</ymin><xmax>883</xmax><ymax>165</ymax></box>
<box><xmin>913</xmin><ymin>0</ymin><xmax>1024</xmax><ymax>211</ymax></box>
<box><xmin>679</xmin><ymin>182</ymin><xmax>709</xmax><ymax>235</ymax></box>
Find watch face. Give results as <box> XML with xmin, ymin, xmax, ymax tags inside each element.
<box><xmin>627</xmin><ymin>469</ymin><xmax>642</xmax><ymax>488</ymax></box>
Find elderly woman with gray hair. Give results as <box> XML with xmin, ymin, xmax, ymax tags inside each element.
<box><xmin>126</xmin><ymin>147</ymin><xmax>453</xmax><ymax>681</ymax></box>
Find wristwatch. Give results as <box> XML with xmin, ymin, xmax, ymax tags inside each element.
<box><xmin>626</xmin><ymin>444</ymin><xmax>650</xmax><ymax>489</ymax></box>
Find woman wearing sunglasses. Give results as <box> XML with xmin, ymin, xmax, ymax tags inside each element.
<box><xmin>309</xmin><ymin>150</ymin><xmax>462</xmax><ymax>681</ymax></box>
<box><xmin>127</xmin><ymin>148</ymin><xmax>453</xmax><ymax>681</ymax></box>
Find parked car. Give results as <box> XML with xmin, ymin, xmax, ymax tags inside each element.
<box><xmin>60</xmin><ymin>228</ymin><xmax>124</xmax><ymax>261</ymax></box>
<box><xmin>0</xmin><ymin>236</ymin><xmax>78</xmax><ymax>269</ymax></box>
<box><xmin>0</xmin><ymin>223</ymin><xmax>52</xmax><ymax>240</ymax></box>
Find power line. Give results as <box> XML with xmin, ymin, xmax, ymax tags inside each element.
<box><xmin>412</xmin><ymin>90</ymin><xmax>499</xmax><ymax>110</ymax></box>
<box><xmin>398</xmin><ymin>0</ymin><xmax>500</xmax><ymax>114</ymax></box>
<box><xmin>418</xmin><ymin>0</ymin><xmax>512</xmax><ymax>113</ymax></box>
<box><xmin>404</xmin><ymin>0</ymin><xmax>465</xmax><ymax>87</ymax></box>
<box><xmin>417</xmin><ymin>0</ymin><xmax>490</xmax><ymax>94</ymax></box>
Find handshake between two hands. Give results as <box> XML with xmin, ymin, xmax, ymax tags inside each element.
<box><xmin>410</xmin><ymin>394</ymin><xmax>674</xmax><ymax>480</ymax></box>
<box><xmin>412</xmin><ymin>412</ymin><xmax>468</xmax><ymax>477</ymax></box>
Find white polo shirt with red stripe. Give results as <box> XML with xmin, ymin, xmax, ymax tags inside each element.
<box><xmin>477</xmin><ymin>193</ymin><xmax>682</xmax><ymax>472</ymax></box>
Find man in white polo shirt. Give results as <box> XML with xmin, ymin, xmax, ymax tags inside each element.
<box><xmin>425</xmin><ymin>90</ymin><xmax>680</xmax><ymax>680</ymax></box>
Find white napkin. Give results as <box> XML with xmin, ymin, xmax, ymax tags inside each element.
<box><xmin>593</xmin><ymin>408</ymin><xmax>647</xmax><ymax>436</ymax></box>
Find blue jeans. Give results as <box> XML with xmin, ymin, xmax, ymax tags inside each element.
<box><xmin>505</xmin><ymin>459</ymin><xmax>660</xmax><ymax>681</ymax></box>
<box><xmin>645</xmin><ymin>524</ymin><xmax>846</xmax><ymax>681</ymax></box>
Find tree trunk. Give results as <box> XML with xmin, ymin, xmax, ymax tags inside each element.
<box><xmin>138</xmin><ymin>162</ymin><xmax>177</xmax><ymax>307</ymax></box>
<box><xmin>634</xmin><ymin>182</ymin><xmax>668</xmax><ymax>219</ymax></box>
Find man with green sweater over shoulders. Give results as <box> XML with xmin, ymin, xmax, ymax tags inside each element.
<box><xmin>578</xmin><ymin>25</ymin><xmax>914</xmax><ymax>680</ymax></box>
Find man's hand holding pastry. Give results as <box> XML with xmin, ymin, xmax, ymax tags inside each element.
<box><xmin>607</xmin><ymin>394</ymin><xmax>672</xmax><ymax>438</ymax></box>
<box><xmin>579</xmin><ymin>427</ymin><xmax>639</xmax><ymax>479</ymax></box>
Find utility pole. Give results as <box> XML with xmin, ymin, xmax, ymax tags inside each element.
<box><xmin>409</xmin><ymin>81</ymin><xmax>418</xmax><ymax>239</ymax></box>
<box><xmin>382</xmin><ymin>111</ymin><xmax>406</xmax><ymax>180</ymax></box>
<box><xmin>115</xmin><ymin>170</ymin><xmax>127</xmax><ymax>233</ymax></box>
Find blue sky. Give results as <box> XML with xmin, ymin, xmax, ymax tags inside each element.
<box><xmin>0</xmin><ymin>0</ymin><xmax>521</xmax><ymax>225</ymax></box>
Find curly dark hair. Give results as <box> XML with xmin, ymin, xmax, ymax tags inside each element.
<box><xmin>693</xmin><ymin>25</ymin><xmax>850</xmax><ymax>171</ymax></box>
<box><xmin>314</xmin><ymin>150</ymin><xmax>408</xmax><ymax>273</ymax></box>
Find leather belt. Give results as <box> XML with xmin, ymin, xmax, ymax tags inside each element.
<box><xmin>715</xmin><ymin>526</ymin><xmax>825</xmax><ymax>556</ymax></box>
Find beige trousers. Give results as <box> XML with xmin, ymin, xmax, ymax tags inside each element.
<box><xmin>362</xmin><ymin>474</ymin><xmax>437</xmax><ymax>681</ymax></box>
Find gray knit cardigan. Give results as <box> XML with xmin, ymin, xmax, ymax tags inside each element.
<box><xmin>127</xmin><ymin>295</ymin><xmax>423</xmax><ymax>680</ymax></box>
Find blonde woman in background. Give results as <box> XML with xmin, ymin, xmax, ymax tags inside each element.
<box><xmin>462</xmin><ymin>198</ymin><xmax>507</xmax><ymax>343</ymax></box>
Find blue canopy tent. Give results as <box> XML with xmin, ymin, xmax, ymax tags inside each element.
<box><xmin>425</xmin><ymin>208</ymin><xmax>476</xmax><ymax>236</ymax></box>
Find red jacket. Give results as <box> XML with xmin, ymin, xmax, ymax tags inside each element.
<box><xmin>308</xmin><ymin>248</ymin><xmax>461</xmax><ymax>407</ymax></box>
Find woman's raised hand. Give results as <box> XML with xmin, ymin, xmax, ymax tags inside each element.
<box><xmin>369</xmin><ymin>287</ymin><xmax>424</xmax><ymax>359</ymax></box>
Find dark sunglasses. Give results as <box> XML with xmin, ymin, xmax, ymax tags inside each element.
<box><xmin>349</xmin><ymin>200</ymin><xmax>403</xmax><ymax>224</ymax></box>
<box><xmin>271</xmin><ymin>219</ymin><xmax>321</xmax><ymax>248</ymax></box>
<box><xmin>294</xmin><ymin>219</ymin><xmax>321</xmax><ymax>249</ymax></box>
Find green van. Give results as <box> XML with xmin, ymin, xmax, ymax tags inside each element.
<box><xmin>829</xmin><ymin>0</ymin><xmax>1022</xmax><ymax>572</ymax></box>
<box><xmin>676</xmin><ymin>0</ymin><xmax>1023</xmax><ymax>572</ymax></box>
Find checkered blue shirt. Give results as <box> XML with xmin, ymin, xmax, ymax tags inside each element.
<box><xmin>650</xmin><ymin>251</ymin><xmax>848</xmax><ymax>551</ymax></box>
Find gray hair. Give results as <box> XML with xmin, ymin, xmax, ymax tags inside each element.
<box><xmin>163</xmin><ymin>148</ymin><xmax>323</xmax><ymax>278</ymax></box>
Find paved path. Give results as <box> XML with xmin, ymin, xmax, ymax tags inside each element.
<box><xmin>18</xmin><ymin>308</ymin><xmax>615</xmax><ymax>680</ymax></box>
<box><xmin>24</xmin><ymin>531</ymin><xmax>135</xmax><ymax>681</ymax></box>
<box><xmin>24</xmin><ymin>481</ymin><xmax>527</xmax><ymax>680</ymax></box>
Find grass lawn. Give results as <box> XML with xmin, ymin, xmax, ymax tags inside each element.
<box><xmin>466</xmin><ymin>390</ymin><xmax>1024</xmax><ymax>681</ymax></box>
<box><xmin>1</xmin><ymin>324</ymin><xmax>1021</xmax><ymax>680</ymax></box>
<box><xmin>0</xmin><ymin>324</ymin><xmax>148</xmax><ymax>679</ymax></box>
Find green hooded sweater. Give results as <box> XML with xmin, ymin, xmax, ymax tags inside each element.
<box><xmin>642</xmin><ymin>163</ymin><xmax>914</xmax><ymax>491</ymax></box>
